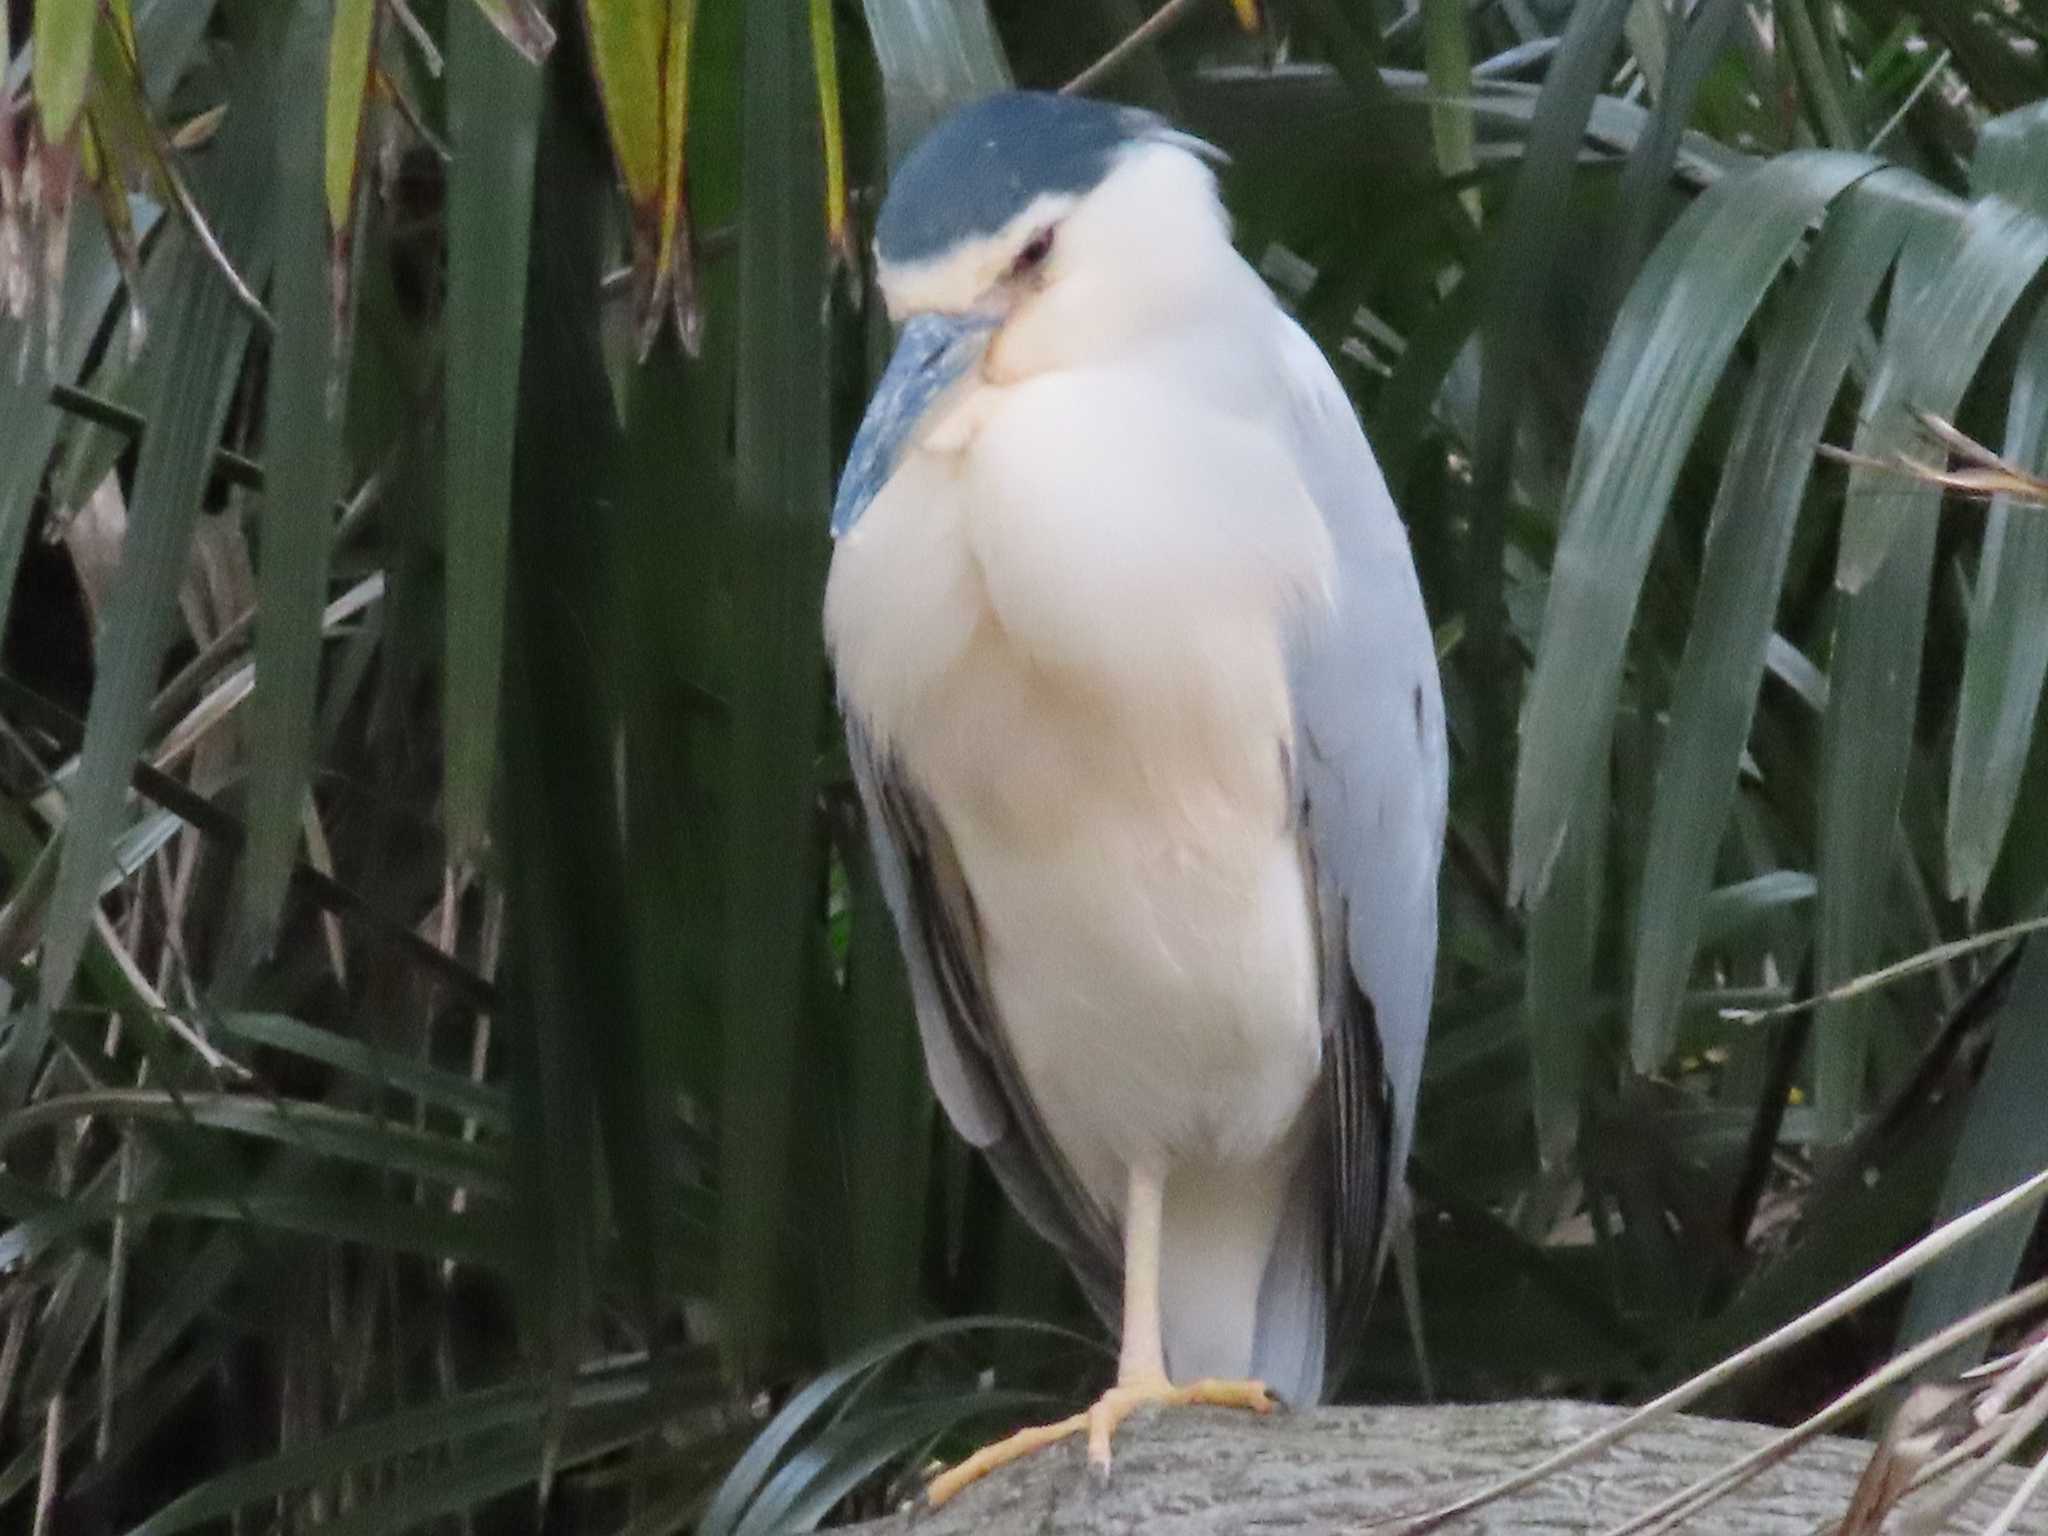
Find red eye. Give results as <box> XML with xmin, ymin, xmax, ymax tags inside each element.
<box><xmin>1013</xmin><ymin>226</ymin><xmax>1055</xmax><ymax>275</ymax></box>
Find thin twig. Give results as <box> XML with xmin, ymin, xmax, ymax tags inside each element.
<box><xmin>1728</xmin><ymin>915</ymin><xmax>2048</xmax><ymax>1026</ymax></box>
<box><xmin>1982</xmin><ymin>1442</ymin><xmax>2048</xmax><ymax>1536</ymax></box>
<box><xmin>1864</xmin><ymin>47</ymin><xmax>1951</xmax><ymax>152</ymax></box>
<box><xmin>1597</xmin><ymin>1281</ymin><xmax>2048</xmax><ymax>1536</ymax></box>
<box><xmin>1064</xmin><ymin>0</ymin><xmax>1205</xmax><ymax>94</ymax></box>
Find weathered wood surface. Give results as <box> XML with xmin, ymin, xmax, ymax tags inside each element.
<box><xmin>851</xmin><ymin>1399</ymin><xmax>2047</xmax><ymax>1535</ymax></box>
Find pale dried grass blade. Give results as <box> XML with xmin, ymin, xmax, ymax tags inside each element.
<box><xmin>1390</xmin><ymin>1166</ymin><xmax>2048</xmax><ymax>1534</ymax></box>
<box><xmin>1597</xmin><ymin>1280</ymin><xmax>2048</xmax><ymax>1536</ymax></box>
<box><xmin>1980</xmin><ymin>1443</ymin><xmax>2048</xmax><ymax>1536</ymax></box>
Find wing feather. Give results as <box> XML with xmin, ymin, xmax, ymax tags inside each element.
<box><xmin>1275</xmin><ymin>318</ymin><xmax>1448</xmax><ymax>1368</ymax></box>
<box><xmin>846</xmin><ymin>723</ymin><xmax>1123</xmax><ymax>1322</ymax></box>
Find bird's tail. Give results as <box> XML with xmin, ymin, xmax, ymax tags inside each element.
<box><xmin>1250</xmin><ymin>1168</ymin><xmax>1327</xmax><ymax>1404</ymax></box>
<box><xmin>1157</xmin><ymin>1141</ymin><xmax>1327</xmax><ymax>1407</ymax></box>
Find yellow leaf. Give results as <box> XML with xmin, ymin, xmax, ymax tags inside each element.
<box><xmin>82</xmin><ymin>110</ymin><xmax>146</xmax><ymax>359</ymax></box>
<box><xmin>585</xmin><ymin>0</ymin><xmax>701</xmax><ymax>353</ymax></box>
<box><xmin>584</xmin><ymin>0</ymin><xmax>667</xmax><ymax>203</ymax></box>
<box><xmin>326</xmin><ymin>0</ymin><xmax>381</xmax><ymax>240</ymax></box>
<box><xmin>33</xmin><ymin>0</ymin><xmax>98</xmax><ymax>145</ymax></box>
<box><xmin>1228</xmin><ymin>0</ymin><xmax>1262</xmax><ymax>31</ymax></box>
<box><xmin>809</xmin><ymin>0</ymin><xmax>853</xmax><ymax>271</ymax></box>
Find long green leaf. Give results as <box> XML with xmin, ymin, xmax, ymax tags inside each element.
<box><xmin>496</xmin><ymin>46</ymin><xmax>662</xmax><ymax>1494</ymax></box>
<box><xmin>839</xmin><ymin>820</ymin><xmax>933</xmax><ymax>1343</ymax></box>
<box><xmin>1598</xmin><ymin>0</ymin><xmax>1743</xmax><ymax>323</ymax></box>
<box><xmin>718</xmin><ymin>0</ymin><xmax>834</xmax><ymax>1377</ymax></box>
<box><xmin>734</xmin><ymin>1392</ymin><xmax>1057</xmax><ymax>1536</ymax></box>
<box><xmin>1834</xmin><ymin>205</ymin><xmax>2048</xmax><ymax>593</ymax></box>
<box><xmin>26</xmin><ymin>7</ymin><xmax>287</xmax><ymax>1084</ymax></box>
<box><xmin>1818</xmin><ymin>192</ymin><xmax>2048</xmax><ymax>1137</ymax></box>
<box><xmin>1894</xmin><ymin>938</ymin><xmax>2048</xmax><ymax>1377</ymax></box>
<box><xmin>0</xmin><ymin>215</ymin><xmax>136</xmax><ymax>650</ymax></box>
<box><xmin>1946</xmin><ymin>103</ymin><xmax>2048</xmax><ymax>905</ymax></box>
<box><xmin>1948</xmin><ymin>303</ymin><xmax>2048</xmax><ymax>907</ymax></box>
<box><xmin>1465</xmin><ymin>0</ymin><xmax>1633</xmax><ymax>855</ymax></box>
<box><xmin>209</xmin><ymin>1010</ymin><xmax>508</xmax><ymax>1128</ymax></box>
<box><xmin>701</xmin><ymin>1317</ymin><xmax>1094</xmax><ymax>1536</ymax></box>
<box><xmin>1510</xmin><ymin>149</ymin><xmax>1878</xmax><ymax>903</ymax></box>
<box><xmin>232</xmin><ymin>0</ymin><xmax>347</xmax><ymax>971</ymax></box>
<box><xmin>1525</xmin><ymin>744</ymin><xmax>1604</xmax><ymax>1169</ymax></box>
<box><xmin>0</xmin><ymin>1090</ymin><xmax>506</xmax><ymax>1193</ymax></box>
<box><xmin>0</xmin><ymin>1187</ymin><xmax>507</xmax><ymax>1276</ymax></box>
<box><xmin>123</xmin><ymin>1362</ymin><xmax>652</xmax><ymax>1536</ymax></box>
<box><xmin>1420</xmin><ymin>0</ymin><xmax>1475</xmax><ymax>211</ymax></box>
<box><xmin>442</xmin><ymin>0</ymin><xmax>545</xmax><ymax>862</ymax></box>
<box><xmin>1629</xmin><ymin>174</ymin><xmax>1909</xmax><ymax>1071</ymax></box>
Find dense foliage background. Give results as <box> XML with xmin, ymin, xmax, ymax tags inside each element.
<box><xmin>0</xmin><ymin>0</ymin><xmax>2045</xmax><ymax>1529</ymax></box>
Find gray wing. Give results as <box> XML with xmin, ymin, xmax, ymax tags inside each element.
<box><xmin>846</xmin><ymin>722</ymin><xmax>1123</xmax><ymax>1322</ymax></box>
<box><xmin>1275</xmin><ymin>319</ymin><xmax>1449</xmax><ymax>1366</ymax></box>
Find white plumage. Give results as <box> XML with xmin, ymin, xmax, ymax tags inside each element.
<box><xmin>826</xmin><ymin>91</ymin><xmax>1445</xmax><ymax>1492</ymax></box>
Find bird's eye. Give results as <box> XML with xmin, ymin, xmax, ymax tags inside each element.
<box><xmin>1012</xmin><ymin>226</ymin><xmax>1056</xmax><ymax>276</ymax></box>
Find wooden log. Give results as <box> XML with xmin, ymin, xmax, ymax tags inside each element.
<box><xmin>849</xmin><ymin>1400</ymin><xmax>2047</xmax><ymax>1534</ymax></box>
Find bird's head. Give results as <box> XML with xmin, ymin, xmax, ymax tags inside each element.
<box><xmin>831</xmin><ymin>90</ymin><xmax>1229</xmax><ymax>537</ymax></box>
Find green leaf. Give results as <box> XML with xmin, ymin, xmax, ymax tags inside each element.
<box><xmin>733</xmin><ymin>1392</ymin><xmax>1057</xmax><ymax>1536</ymax></box>
<box><xmin>1524</xmin><ymin>764</ymin><xmax>1603</xmax><ymax>1170</ymax></box>
<box><xmin>1833</xmin><ymin>203</ymin><xmax>2048</xmax><ymax>593</ymax></box>
<box><xmin>233</xmin><ymin>0</ymin><xmax>348</xmax><ymax>971</ymax></box>
<box><xmin>0</xmin><ymin>212</ymin><xmax>137</xmax><ymax>652</ymax></box>
<box><xmin>496</xmin><ymin>54</ymin><xmax>654</xmax><ymax>1492</ymax></box>
<box><xmin>1946</xmin><ymin>103</ymin><xmax>2048</xmax><ymax>905</ymax></box>
<box><xmin>1948</xmin><ymin>302</ymin><xmax>2048</xmax><ymax>907</ymax></box>
<box><xmin>1697</xmin><ymin>871</ymin><xmax>1818</xmax><ymax>952</ymax></box>
<box><xmin>1465</xmin><ymin>0</ymin><xmax>1634</xmax><ymax>855</ymax></box>
<box><xmin>1972</xmin><ymin>100</ymin><xmax>2048</xmax><ymax>220</ymax></box>
<box><xmin>837</xmin><ymin>819</ymin><xmax>934</xmax><ymax>1343</ymax></box>
<box><xmin>123</xmin><ymin>1360</ymin><xmax>652</xmax><ymax>1536</ymax></box>
<box><xmin>442</xmin><ymin>0</ymin><xmax>546</xmax><ymax>862</ymax></box>
<box><xmin>701</xmin><ymin>1317</ymin><xmax>1094</xmax><ymax>1536</ymax></box>
<box><xmin>26</xmin><ymin>9</ymin><xmax>287</xmax><ymax>1081</ymax></box>
<box><xmin>208</xmin><ymin>1010</ymin><xmax>508</xmax><ymax>1129</ymax></box>
<box><xmin>1818</xmin><ymin>192</ymin><xmax>2048</xmax><ymax>1137</ymax></box>
<box><xmin>1894</xmin><ymin>937</ymin><xmax>2048</xmax><ymax>1377</ymax></box>
<box><xmin>0</xmin><ymin>1185</ymin><xmax>508</xmax><ymax>1277</ymax></box>
<box><xmin>32</xmin><ymin>0</ymin><xmax>96</xmax><ymax>144</ymax></box>
<box><xmin>1774</xmin><ymin>0</ymin><xmax>1856</xmax><ymax>147</ymax></box>
<box><xmin>718</xmin><ymin>0</ymin><xmax>834</xmax><ymax>1377</ymax></box>
<box><xmin>1420</xmin><ymin>0</ymin><xmax>1475</xmax><ymax>215</ymax></box>
<box><xmin>1598</xmin><ymin>0</ymin><xmax>1743</xmax><ymax>323</ymax></box>
<box><xmin>1629</xmin><ymin>174</ymin><xmax>1908</xmax><ymax>1071</ymax></box>
<box><xmin>1510</xmin><ymin>149</ymin><xmax>1878</xmax><ymax>903</ymax></box>
<box><xmin>0</xmin><ymin>1090</ymin><xmax>507</xmax><ymax>1194</ymax></box>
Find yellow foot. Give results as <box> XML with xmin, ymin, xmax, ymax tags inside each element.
<box><xmin>925</xmin><ymin>1377</ymin><xmax>1274</xmax><ymax>1508</ymax></box>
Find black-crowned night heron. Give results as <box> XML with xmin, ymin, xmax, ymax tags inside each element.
<box><xmin>825</xmin><ymin>90</ymin><xmax>1447</xmax><ymax>1504</ymax></box>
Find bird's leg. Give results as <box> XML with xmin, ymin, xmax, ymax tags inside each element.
<box><xmin>1112</xmin><ymin>1162</ymin><xmax>1170</xmax><ymax>1387</ymax></box>
<box><xmin>924</xmin><ymin>1164</ymin><xmax>1275</xmax><ymax>1508</ymax></box>
<box><xmin>1079</xmin><ymin>1163</ymin><xmax>1275</xmax><ymax>1471</ymax></box>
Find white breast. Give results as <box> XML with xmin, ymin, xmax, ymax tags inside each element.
<box><xmin>825</xmin><ymin>361</ymin><xmax>1335</xmax><ymax>1212</ymax></box>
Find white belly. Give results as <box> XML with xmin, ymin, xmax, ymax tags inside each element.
<box><xmin>937</xmin><ymin>646</ymin><xmax>1323</xmax><ymax>1211</ymax></box>
<box><xmin>825</xmin><ymin>366</ymin><xmax>1335</xmax><ymax>1216</ymax></box>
